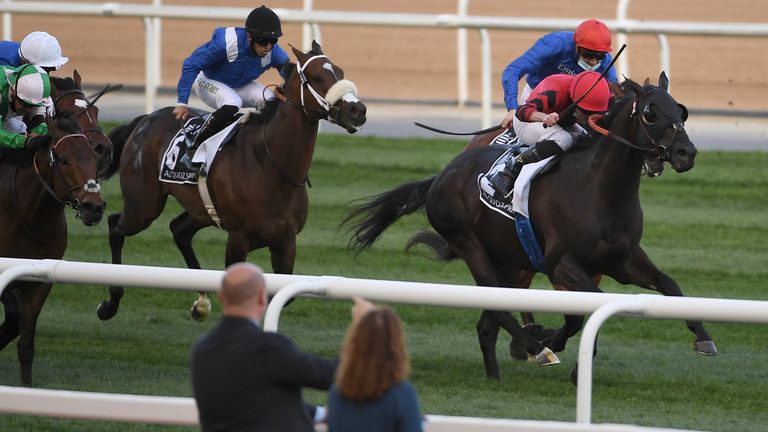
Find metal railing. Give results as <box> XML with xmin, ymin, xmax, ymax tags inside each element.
<box><xmin>1</xmin><ymin>258</ymin><xmax>767</xmax><ymax>430</ymax></box>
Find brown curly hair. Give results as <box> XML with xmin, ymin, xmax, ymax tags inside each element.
<box><xmin>335</xmin><ymin>306</ymin><xmax>410</xmax><ymax>401</ymax></box>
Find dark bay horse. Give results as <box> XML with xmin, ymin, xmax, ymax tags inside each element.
<box><xmin>50</xmin><ymin>71</ymin><xmax>114</xmax><ymax>179</ymax></box>
<box><xmin>97</xmin><ymin>41</ymin><xmax>366</xmax><ymax>322</ymax></box>
<box><xmin>0</xmin><ymin>112</ymin><xmax>106</xmax><ymax>385</ymax></box>
<box><xmin>344</xmin><ymin>73</ymin><xmax>716</xmax><ymax>381</ymax></box>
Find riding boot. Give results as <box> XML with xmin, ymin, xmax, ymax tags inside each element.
<box><xmin>488</xmin><ymin>139</ymin><xmax>563</xmax><ymax>198</ymax></box>
<box><xmin>188</xmin><ymin>104</ymin><xmax>239</xmax><ymax>153</ymax></box>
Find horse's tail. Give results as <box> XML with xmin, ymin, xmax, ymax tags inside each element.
<box><xmin>103</xmin><ymin>114</ymin><xmax>147</xmax><ymax>180</ymax></box>
<box><xmin>405</xmin><ymin>230</ymin><xmax>458</xmax><ymax>262</ymax></box>
<box><xmin>341</xmin><ymin>177</ymin><xmax>435</xmax><ymax>253</ymax></box>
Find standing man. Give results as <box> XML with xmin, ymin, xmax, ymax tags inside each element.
<box><xmin>173</xmin><ymin>5</ymin><xmax>290</xmax><ymax>149</ymax></box>
<box><xmin>190</xmin><ymin>262</ymin><xmax>336</xmax><ymax>432</ymax></box>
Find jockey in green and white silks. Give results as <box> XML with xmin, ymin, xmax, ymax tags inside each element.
<box><xmin>0</xmin><ymin>64</ymin><xmax>51</xmax><ymax>150</ymax></box>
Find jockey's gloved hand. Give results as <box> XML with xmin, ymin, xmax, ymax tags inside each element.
<box><xmin>25</xmin><ymin>134</ymin><xmax>49</xmax><ymax>151</ymax></box>
<box><xmin>25</xmin><ymin>115</ymin><xmax>45</xmax><ymax>130</ymax></box>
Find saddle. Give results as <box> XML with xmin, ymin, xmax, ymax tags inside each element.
<box><xmin>159</xmin><ymin>114</ymin><xmax>244</xmax><ymax>185</ymax></box>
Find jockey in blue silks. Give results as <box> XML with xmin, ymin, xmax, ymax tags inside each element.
<box><xmin>173</xmin><ymin>5</ymin><xmax>290</xmax><ymax>148</ymax></box>
<box><xmin>499</xmin><ymin>19</ymin><xmax>618</xmax><ymax>130</ymax></box>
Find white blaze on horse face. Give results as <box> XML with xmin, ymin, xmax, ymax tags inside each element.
<box><xmin>322</xmin><ymin>62</ymin><xmax>338</xmax><ymax>80</ymax></box>
<box><xmin>75</xmin><ymin>99</ymin><xmax>88</xmax><ymax>109</ymax></box>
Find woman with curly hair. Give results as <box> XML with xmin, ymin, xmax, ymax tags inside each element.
<box><xmin>327</xmin><ymin>297</ymin><xmax>423</xmax><ymax>432</ymax></box>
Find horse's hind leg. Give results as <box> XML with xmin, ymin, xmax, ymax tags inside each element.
<box><xmin>16</xmin><ymin>282</ymin><xmax>52</xmax><ymax>385</ymax></box>
<box><xmin>170</xmin><ymin>211</ymin><xmax>212</xmax><ymax>321</ymax></box>
<box><xmin>0</xmin><ymin>288</ymin><xmax>21</xmax><ymax>350</ymax></box>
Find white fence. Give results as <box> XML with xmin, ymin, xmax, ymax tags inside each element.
<box><xmin>1</xmin><ymin>257</ymin><xmax>767</xmax><ymax>431</ymax></box>
<box><xmin>2</xmin><ymin>1</ymin><xmax>768</xmax><ymax>127</ymax></box>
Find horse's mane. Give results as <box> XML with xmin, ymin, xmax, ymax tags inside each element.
<box><xmin>49</xmin><ymin>76</ymin><xmax>78</xmax><ymax>91</ymax></box>
<box><xmin>55</xmin><ymin>111</ymin><xmax>84</xmax><ymax>134</ymax></box>
<box><xmin>245</xmin><ymin>60</ymin><xmax>298</xmax><ymax>125</ymax></box>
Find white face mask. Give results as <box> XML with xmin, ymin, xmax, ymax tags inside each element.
<box><xmin>578</xmin><ymin>57</ymin><xmax>601</xmax><ymax>71</ymax></box>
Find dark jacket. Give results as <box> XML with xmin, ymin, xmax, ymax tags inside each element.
<box><xmin>191</xmin><ymin>316</ymin><xmax>337</xmax><ymax>432</ymax></box>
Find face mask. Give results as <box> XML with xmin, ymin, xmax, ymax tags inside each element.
<box><xmin>578</xmin><ymin>58</ymin><xmax>601</xmax><ymax>71</ymax></box>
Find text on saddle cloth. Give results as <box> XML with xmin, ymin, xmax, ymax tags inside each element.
<box><xmin>159</xmin><ymin>114</ymin><xmax>245</xmax><ymax>185</ymax></box>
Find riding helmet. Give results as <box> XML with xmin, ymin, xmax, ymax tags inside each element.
<box><xmin>19</xmin><ymin>31</ymin><xmax>69</xmax><ymax>70</ymax></box>
<box><xmin>569</xmin><ymin>71</ymin><xmax>610</xmax><ymax>112</ymax></box>
<box><xmin>7</xmin><ymin>64</ymin><xmax>52</xmax><ymax>107</ymax></box>
<box><xmin>574</xmin><ymin>19</ymin><xmax>612</xmax><ymax>53</ymax></box>
<box><xmin>245</xmin><ymin>6</ymin><xmax>283</xmax><ymax>38</ymax></box>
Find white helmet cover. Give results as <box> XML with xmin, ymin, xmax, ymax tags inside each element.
<box><xmin>19</xmin><ymin>31</ymin><xmax>69</xmax><ymax>69</ymax></box>
<box><xmin>7</xmin><ymin>64</ymin><xmax>52</xmax><ymax>107</ymax></box>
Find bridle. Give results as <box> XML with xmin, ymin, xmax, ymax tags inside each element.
<box><xmin>52</xmin><ymin>88</ymin><xmax>105</xmax><ymax>141</ymax></box>
<box><xmin>289</xmin><ymin>54</ymin><xmax>359</xmax><ymax>124</ymax></box>
<box><xmin>259</xmin><ymin>53</ymin><xmax>360</xmax><ymax>187</ymax></box>
<box><xmin>32</xmin><ymin>132</ymin><xmax>101</xmax><ymax>219</ymax></box>
<box><xmin>587</xmin><ymin>91</ymin><xmax>685</xmax><ymax>163</ymax></box>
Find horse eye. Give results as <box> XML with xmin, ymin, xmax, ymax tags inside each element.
<box><xmin>642</xmin><ymin>105</ymin><xmax>656</xmax><ymax>125</ymax></box>
<box><xmin>311</xmin><ymin>75</ymin><xmax>323</xmax><ymax>84</ymax></box>
<box><xmin>58</xmin><ymin>156</ymin><xmax>70</xmax><ymax>166</ymax></box>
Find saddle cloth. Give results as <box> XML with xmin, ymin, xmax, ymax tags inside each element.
<box><xmin>159</xmin><ymin>114</ymin><xmax>243</xmax><ymax>185</ymax></box>
<box><xmin>477</xmin><ymin>145</ymin><xmax>555</xmax><ymax>220</ymax></box>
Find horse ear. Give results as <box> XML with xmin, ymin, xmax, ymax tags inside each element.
<box><xmin>311</xmin><ymin>40</ymin><xmax>324</xmax><ymax>55</ymax></box>
<box><xmin>643</xmin><ymin>77</ymin><xmax>651</xmax><ymax>87</ymax></box>
<box><xmin>658</xmin><ymin>71</ymin><xmax>669</xmax><ymax>92</ymax></box>
<box><xmin>73</xmin><ymin>70</ymin><xmax>82</xmax><ymax>89</ymax></box>
<box><xmin>290</xmin><ymin>44</ymin><xmax>304</xmax><ymax>60</ymax></box>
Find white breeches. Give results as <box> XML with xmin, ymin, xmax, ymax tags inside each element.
<box><xmin>193</xmin><ymin>72</ymin><xmax>275</xmax><ymax>111</ymax></box>
<box><xmin>512</xmin><ymin>84</ymin><xmax>585</xmax><ymax>151</ymax></box>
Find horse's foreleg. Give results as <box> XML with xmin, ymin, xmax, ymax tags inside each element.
<box><xmin>267</xmin><ymin>237</ymin><xmax>297</xmax><ymax>274</ymax></box>
<box><xmin>0</xmin><ymin>288</ymin><xmax>22</xmax><ymax>350</ymax></box>
<box><xmin>17</xmin><ymin>282</ymin><xmax>52</xmax><ymax>385</ymax></box>
<box><xmin>613</xmin><ymin>247</ymin><xmax>717</xmax><ymax>355</ymax></box>
<box><xmin>547</xmin><ymin>254</ymin><xmax>602</xmax><ymax>354</ymax></box>
<box><xmin>170</xmin><ymin>212</ymin><xmax>211</xmax><ymax>322</ymax></box>
<box><xmin>98</xmin><ymin>213</ymin><xmax>126</xmax><ymax>321</ymax></box>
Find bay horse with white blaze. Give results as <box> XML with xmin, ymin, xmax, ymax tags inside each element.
<box><xmin>344</xmin><ymin>73</ymin><xmax>716</xmax><ymax>381</ymax></box>
<box><xmin>0</xmin><ymin>112</ymin><xmax>105</xmax><ymax>385</ymax></box>
<box><xmin>98</xmin><ymin>41</ymin><xmax>366</xmax><ymax>321</ymax></box>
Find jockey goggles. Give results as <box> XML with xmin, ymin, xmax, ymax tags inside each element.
<box><xmin>579</xmin><ymin>48</ymin><xmax>606</xmax><ymax>61</ymax></box>
<box><xmin>255</xmin><ymin>36</ymin><xmax>278</xmax><ymax>46</ymax></box>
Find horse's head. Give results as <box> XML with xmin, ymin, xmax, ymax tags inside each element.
<box><xmin>285</xmin><ymin>40</ymin><xmax>367</xmax><ymax>133</ymax></box>
<box><xmin>38</xmin><ymin>111</ymin><xmax>106</xmax><ymax>226</ymax></box>
<box><xmin>50</xmin><ymin>70</ymin><xmax>114</xmax><ymax>180</ymax></box>
<box><xmin>622</xmin><ymin>72</ymin><xmax>696</xmax><ymax>173</ymax></box>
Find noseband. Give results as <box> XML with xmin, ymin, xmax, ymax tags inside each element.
<box><xmin>293</xmin><ymin>54</ymin><xmax>359</xmax><ymax>123</ymax></box>
<box><xmin>32</xmin><ymin>133</ymin><xmax>101</xmax><ymax>219</ymax></box>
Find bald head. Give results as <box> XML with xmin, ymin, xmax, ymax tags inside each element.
<box><xmin>220</xmin><ymin>263</ymin><xmax>266</xmax><ymax>313</ymax></box>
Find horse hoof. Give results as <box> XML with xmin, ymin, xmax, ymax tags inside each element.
<box><xmin>695</xmin><ymin>340</ymin><xmax>718</xmax><ymax>356</ymax></box>
<box><xmin>96</xmin><ymin>301</ymin><xmax>117</xmax><ymax>321</ymax></box>
<box><xmin>190</xmin><ymin>299</ymin><xmax>211</xmax><ymax>322</ymax></box>
<box><xmin>535</xmin><ymin>347</ymin><xmax>560</xmax><ymax>366</ymax></box>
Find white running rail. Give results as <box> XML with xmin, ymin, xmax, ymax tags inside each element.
<box><xmin>0</xmin><ymin>258</ymin><xmax>767</xmax><ymax>430</ymax></box>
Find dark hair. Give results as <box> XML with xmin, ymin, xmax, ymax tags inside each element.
<box><xmin>335</xmin><ymin>307</ymin><xmax>410</xmax><ymax>401</ymax></box>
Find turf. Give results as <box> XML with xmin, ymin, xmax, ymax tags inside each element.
<box><xmin>0</xmin><ymin>132</ymin><xmax>766</xmax><ymax>431</ymax></box>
